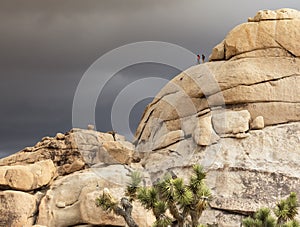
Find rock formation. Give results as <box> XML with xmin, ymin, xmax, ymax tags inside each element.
<box><xmin>0</xmin><ymin>8</ymin><xmax>299</xmax><ymax>227</ymax></box>
<box><xmin>134</xmin><ymin>8</ymin><xmax>300</xmax><ymax>226</ymax></box>
<box><xmin>0</xmin><ymin>129</ymin><xmax>150</xmax><ymax>227</ymax></box>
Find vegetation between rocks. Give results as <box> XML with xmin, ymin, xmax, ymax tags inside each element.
<box><xmin>243</xmin><ymin>192</ymin><xmax>299</xmax><ymax>227</ymax></box>
<box><xmin>96</xmin><ymin>164</ymin><xmax>212</xmax><ymax>227</ymax></box>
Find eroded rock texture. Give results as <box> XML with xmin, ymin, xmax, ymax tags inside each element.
<box><xmin>0</xmin><ymin>8</ymin><xmax>299</xmax><ymax>227</ymax></box>
<box><xmin>133</xmin><ymin>8</ymin><xmax>300</xmax><ymax>226</ymax></box>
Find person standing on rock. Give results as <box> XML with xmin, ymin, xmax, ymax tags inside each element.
<box><xmin>197</xmin><ymin>54</ymin><xmax>201</xmax><ymax>64</ymax></box>
<box><xmin>202</xmin><ymin>54</ymin><xmax>205</xmax><ymax>63</ymax></box>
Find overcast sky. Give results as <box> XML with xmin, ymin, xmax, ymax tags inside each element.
<box><xmin>0</xmin><ymin>0</ymin><xmax>299</xmax><ymax>158</ymax></box>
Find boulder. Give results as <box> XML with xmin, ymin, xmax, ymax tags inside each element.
<box><xmin>73</xmin><ymin>129</ymin><xmax>134</xmax><ymax>166</ymax></box>
<box><xmin>0</xmin><ymin>128</ymin><xmax>135</xmax><ymax>175</ymax></box>
<box><xmin>192</xmin><ymin>115</ymin><xmax>220</xmax><ymax>146</ymax></box>
<box><xmin>135</xmin><ymin>9</ymin><xmax>300</xmax><ymax>152</ymax></box>
<box><xmin>251</xmin><ymin>116</ymin><xmax>264</xmax><ymax>130</ymax></box>
<box><xmin>55</xmin><ymin>133</ymin><xmax>65</xmax><ymax>140</ymax></box>
<box><xmin>0</xmin><ymin>190</ymin><xmax>37</xmax><ymax>227</ymax></box>
<box><xmin>248</xmin><ymin>8</ymin><xmax>300</xmax><ymax>22</ymax></box>
<box><xmin>210</xmin><ymin>8</ymin><xmax>300</xmax><ymax>60</ymax></box>
<box><xmin>212</xmin><ymin>110</ymin><xmax>251</xmax><ymax>135</ymax></box>
<box><xmin>37</xmin><ymin>165</ymin><xmax>155</xmax><ymax>227</ymax></box>
<box><xmin>159</xmin><ymin>122</ymin><xmax>300</xmax><ymax>225</ymax></box>
<box><xmin>0</xmin><ymin>131</ymin><xmax>84</xmax><ymax>176</ymax></box>
<box><xmin>102</xmin><ymin>141</ymin><xmax>134</xmax><ymax>164</ymax></box>
<box><xmin>0</xmin><ymin>160</ymin><xmax>56</xmax><ymax>191</ymax></box>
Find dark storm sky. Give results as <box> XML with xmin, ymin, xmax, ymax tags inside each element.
<box><xmin>0</xmin><ymin>0</ymin><xmax>299</xmax><ymax>158</ymax></box>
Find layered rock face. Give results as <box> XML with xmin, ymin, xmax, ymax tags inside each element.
<box><xmin>0</xmin><ymin>8</ymin><xmax>299</xmax><ymax>227</ymax></box>
<box><xmin>134</xmin><ymin>8</ymin><xmax>300</xmax><ymax>226</ymax></box>
<box><xmin>0</xmin><ymin>129</ymin><xmax>150</xmax><ymax>227</ymax></box>
<box><xmin>135</xmin><ymin>7</ymin><xmax>300</xmax><ymax>155</ymax></box>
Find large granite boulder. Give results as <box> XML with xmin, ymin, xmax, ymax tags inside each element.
<box><xmin>37</xmin><ymin>165</ymin><xmax>154</xmax><ymax>227</ymax></box>
<box><xmin>0</xmin><ymin>190</ymin><xmax>38</xmax><ymax>227</ymax></box>
<box><xmin>210</xmin><ymin>8</ymin><xmax>300</xmax><ymax>60</ymax></box>
<box><xmin>0</xmin><ymin>160</ymin><xmax>56</xmax><ymax>191</ymax></box>
<box><xmin>134</xmin><ymin>8</ymin><xmax>300</xmax><ymax>226</ymax></box>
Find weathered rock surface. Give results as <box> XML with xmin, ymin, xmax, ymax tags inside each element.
<box><xmin>212</xmin><ymin>110</ymin><xmax>251</xmax><ymax>135</ymax></box>
<box><xmin>0</xmin><ymin>160</ymin><xmax>56</xmax><ymax>191</ymax></box>
<box><xmin>210</xmin><ymin>8</ymin><xmax>300</xmax><ymax>60</ymax></box>
<box><xmin>37</xmin><ymin>165</ymin><xmax>154</xmax><ymax>227</ymax></box>
<box><xmin>0</xmin><ymin>190</ymin><xmax>38</xmax><ymax>227</ymax></box>
<box><xmin>0</xmin><ymin>129</ymin><xmax>134</xmax><ymax>175</ymax></box>
<box><xmin>193</xmin><ymin>115</ymin><xmax>220</xmax><ymax>146</ymax></box>
<box><xmin>248</xmin><ymin>8</ymin><xmax>300</xmax><ymax>22</ymax></box>
<box><xmin>0</xmin><ymin>8</ymin><xmax>300</xmax><ymax>227</ymax></box>
<box><xmin>72</xmin><ymin>128</ymin><xmax>134</xmax><ymax>166</ymax></box>
<box><xmin>251</xmin><ymin>116</ymin><xmax>264</xmax><ymax>130</ymax></box>
<box><xmin>0</xmin><ymin>129</ymin><xmax>137</xmax><ymax>226</ymax></box>
<box><xmin>0</xmin><ymin>131</ymin><xmax>84</xmax><ymax>176</ymax></box>
<box><xmin>133</xmin><ymin>8</ymin><xmax>300</xmax><ymax>226</ymax></box>
<box><xmin>135</xmin><ymin>8</ymin><xmax>300</xmax><ymax>152</ymax></box>
<box><xmin>141</xmin><ymin>122</ymin><xmax>300</xmax><ymax>225</ymax></box>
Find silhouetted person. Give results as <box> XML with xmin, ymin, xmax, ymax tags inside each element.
<box><xmin>197</xmin><ymin>54</ymin><xmax>200</xmax><ymax>64</ymax></box>
<box><xmin>202</xmin><ymin>54</ymin><xmax>205</xmax><ymax>63</ymax></box>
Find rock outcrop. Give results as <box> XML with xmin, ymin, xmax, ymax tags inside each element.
<box><xmin>0</xmin><ymin>8</ymin><xmax>299</xmax><ymax>227</ymax></box>
<box><xmin>0</xmin><ymin>129</ymin><xmax>141</xmax><ymax>227</ymax></box>
<box><xmin>210</xmin><ymin>8</ymin><xmax>300</xmax><ymax>60</ymax></box>
<box><xmin>37</xmin><ymin>165</ymin><xmax>154</xmax><ymax>227</ymax></box>
<box><xmin>133</xmin><ymin>8</ymin><xmax>300</xmax><ymax>226</ymax></box>
<box><xmin>0</xmin><ymin>160</ymin><xmax>56</xmax><ymax>191</ymax></box>
<box><xmin>134</xmin><ymin>8</ymin><xmax>300</xmax><ymax>148</ymax></box>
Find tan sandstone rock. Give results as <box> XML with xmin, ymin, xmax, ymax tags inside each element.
<box><xmin>166</xmin><ymin>122</ymin><xmax>300</xmax><ymax>226</ymax></box>
<box><xmin>248</xmin><ymin>8</ymin><xmax>300</xmax><ymax>22</ymax></box>
<box><xmin>133</xmin><ymin>9</ymin><xmax>300</xmax><ymax>226</ymax></box>
<box><xmin>0</xmin><ymin>128</ymin><xmax>135</xmax><ymax>177</ymax></box>
<box><xmin>251</xmin><ymin>116</ymin><xmax>265</xmax><ymax>130</ymax></box>
<box><xmin>56</xmin><ymin>133</ymin><xmax>65</xmax><ymax>140</ymax></box>
<box><xmin>37</xmin><ymin>165</ymin><xmax>155</xmax><ymax>227</ymax></box>
<box><xmin>135</xmin><ymin>9</ymin><xmax>300</xmax><ymax>153</ymax></box>
<box><xmin>0</xmin><ymin>190</ymin><xmax>37</xmax><ymax>227</ymax></box>
<box><xmin>102</xmin><ymin>141</ymin><xmax>134</xmax><ymax>164</ymax></box>
<box><xmin>208</xmin><ymin>75</ymin><xmax>300</xmax><ymax>105</ymax></box>
<box><xmin>0</xmin><ymin>132</ymin><xmax>84</xmax><ymax>176</ymax></box>
<box><xmin>210</xmin><ymin>8</ymin><xmax>300</xmax><ymax>61</ymax></box>
<box><xmin>193</xmin><ymin>115</ymin><xmax>220</xmax><ymax>146</ymax></box>
<box><xmin>0</xmin><ymin>160</ymin><xmax>56</xmax><ymax>191</ymax></box>
<box><xmin>73</xmin><ymin>129</ymin><xmax>134</xmax><ymax>166</ymax></box>
<box><xmin>212</xmin><ymin>110</ymin><xmax>251</xmax><ymax>135</ymax></box>
<box><xmin>153</xmin><ymin>130</ymin><xmax>185</xmax><ymax>150</ymax></box>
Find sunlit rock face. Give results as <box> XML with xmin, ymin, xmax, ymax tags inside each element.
<box><xmin>134</xmin><ymin>8</ymin><xmax>300</xmax><ymax>226</ymax></box>
<box><xmin>0</xmin><ymin>8</ymin><xmax>299</xmax><ymax>227</ymax></box>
